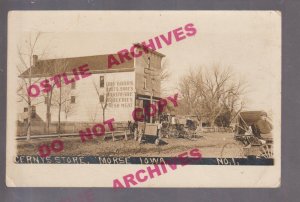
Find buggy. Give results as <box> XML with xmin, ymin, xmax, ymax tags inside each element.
<box><xmin>222</xmin><ymin>111</ymin><xmax>273</xmax><ymax>158</ymax></box>
<box><xmin>161</xmin><ymin>116</ymin><xmax>199</xmax><ymax>139</ymax></box>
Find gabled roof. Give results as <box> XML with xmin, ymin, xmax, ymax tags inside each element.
<box><xmin>20</xmin><ymin>54</ymin><xmax>134</xmax><ymax>78</ymax></box>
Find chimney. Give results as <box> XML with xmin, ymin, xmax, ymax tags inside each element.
<box><xmin>33</xmin><ymin>55</ymin><xmax>38</xmax><ymax>67</ymax></box>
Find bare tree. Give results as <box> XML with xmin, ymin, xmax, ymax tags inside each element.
<box><xmin>93</xmin><ymin>80</ymin><xmax>113</xmax><ymax>122</ymax></box>
<box><xmin>178</xmin><ymin>69</ymin><xmax>204</xmax><ymax>120</ymax></box>
<box><xmin>63</xmin><ymin>92</ymin><xmax>77</xmax><ymax>120</ymax></box>
<box><xmin>179</xmin><ymin>65</ymin><xmax>247</xmax><ymax>127</ymax></box>
<box><xmin>17</xmin><ymin>33</ymin><xmax>46</xmax><ymax>140</ymax></box>
<box><xmin>158</xmin><ymin>59</ymin><xmax>171</xmax><ymax>97</ymax></box>
<box><xmin>34</xmin><ymin>58</ymin><xmax>70</xmax><ymax>135</ymax></box>
<box><xmin>220</xmin><ymin>80</ymin><xmax>247</xmax><ymax>125</ymax></box>
<box><xmin>52</xmin><ymin>83</ymin><xmax>77</xmax><ymax>121</ymax></box>
<box><xmin>87</xmin><ymin>104</ymin><xmax>100</xmax><ymax>123</ymax></box>
<box><xmin>50</xmin><ymin>60</ymin><xmax>75</xmax><ymax>135</ymax></box>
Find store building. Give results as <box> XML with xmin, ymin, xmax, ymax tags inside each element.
<box><xmin>18</xmin><ymin>44</ymin><xmax>165</xmax><ymax>123</ymax></box>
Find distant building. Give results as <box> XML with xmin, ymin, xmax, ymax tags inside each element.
<box><xmin>18</xmin><ymin>44</ymin><xmax>165</xmax><ymax>123</ymax></box>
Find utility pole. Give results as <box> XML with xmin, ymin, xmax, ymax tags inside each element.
<box><xmin>148</xmin><ymin>56</ymin><xmax>153</xmax><ymax>123</ymax></box>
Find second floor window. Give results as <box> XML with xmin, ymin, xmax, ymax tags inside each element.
<box><xmin>71</xmin><ymin>96</ymin><xmax>76</xmax><ymax>104</ymax></box>
<box><xmin>31</xmin><ymin>106</ymin><xmax>36</xmax><ymax>118</ymax></box>
<box><xmin>100</xmin><ymin>76</ymin><xmax>104</xmax><ymax>88</ymax></box>
<box><xmin>100</xmin><ymin>95</ymin><xmax>104</xmax><ymax>102</ymax></box>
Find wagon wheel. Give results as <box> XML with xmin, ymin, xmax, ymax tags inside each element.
<box><xmin>182</xmin><ymin>130</ymin><xmax>189</xmax><ymax>138</ymax></box>
<box><xmin>161</xmin><ymin>124</ymin><xmax>169</xmax><ymax>138</ymax></box>
<box><xmin>173</xmin><ymin>129</ymin><xmax>180</xmax><ymax>138</ymax></box>
<box><xmin>167</xmin><ymin>126</ymin><xmax>176</xmax><ymax>137</ymax></box>
<box><xmin>220</xmin><ymin>143</ymin><xmax>244</xmax><ymax>158</ymax></box>
<box><xmin>164</xmin><ymin>131</ymin><xmax>170</xmax><ymax>138</ymax></box>
<box><xmin>138</xmin><ymin>136</ymin><xmax>143</xmax><ymax>144</ymax></box>
<box><xmin>186</xmin><ymin>129</ymin><xmax>196</xmax><ymax>139</ymax></box>
<box><xmin>177</xmin><ymin>131</ymin><xmax>185</xmax><ymax>138</ymax></box>
<box><xmin>154</xmin><ymin>138</ymin><xmax>160</xmax><ymax>146</ymax></box>
<box><xmin>257</xmin><ymin>144</ymin><xmax>273</xmax><ymax>159</ymax></box>
<box><xmin>171</xmin><ymin>129</ymin><xmax>178</xmax><ymax>138</ymax></box>
<box><xmin>180</xmin><ymin>130</ymin><xmax>191</xmax><ymax>140</ymax></box>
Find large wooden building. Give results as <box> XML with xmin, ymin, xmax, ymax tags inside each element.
<box><xmin>18</xmin><ymin>44</ymin><xmax>165</xmax><ymax>124</ymax></box>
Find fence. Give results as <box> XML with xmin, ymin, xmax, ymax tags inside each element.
<box><xmin>201</xmin><ymin>126</ymin><xmax>233</xmax><ymax>133</ymax></box>
<box><xmin>16</xmin><ymin>121</ymin><xmax>129</xmax><ymax>137</ymax></box>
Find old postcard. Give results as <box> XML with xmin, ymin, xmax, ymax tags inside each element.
<box><xmin>6</xmin><ymin>11</ymin><xmax>281</xmax><ymax>187</ymax></box>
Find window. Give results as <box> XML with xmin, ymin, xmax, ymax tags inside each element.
<box><xmin>100</xmin><ymin>95</ymin><xmax>104</xmax><ymax>102</ymax></box>
<box><xmin>147</xmin><ymin>56</ymin><xmax>151</xmax><ymax>69</ymax></box>
<box><xmin>31</xmin><ymin>106</ymin><xmax>36</xmax><ymax>118</ymax></box>
<box><xmin>24</xmin><ymin>107</ymin><xmax>28</xmax><ymax>112</ymax></box>
<box><xmin>100</xmin><ymin>76</ymin><xmax>104</xmax><ymax>88</ymax></box>
<box><xmin>71</xmin><ymin>96</ymin><xmax>76</xmax><ymax>104</ymax></box>
<box><xmin>71</xmin><ymin>82</ymin><xmax>76</xmax><ymax>89</ymax></box>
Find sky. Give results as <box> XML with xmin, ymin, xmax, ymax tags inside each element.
<box><xmin>9</xmin><ymin>11</ymin><xmax>281</xmax><ymax>112</ymax></box>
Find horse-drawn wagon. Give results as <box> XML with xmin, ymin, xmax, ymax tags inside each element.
<box><xmin>160</xmin><ymin>115</ymin><xmax>199</xmax><ymax>139</ymax></box>
<box><xmin>221</xmin><ymin>111</ymin><xmax>274</xmax><ymax>158</ymax></box>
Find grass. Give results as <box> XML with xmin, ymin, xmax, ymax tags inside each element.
<box><xmin>17</xmin><ymin>132</ymin><xmax>243</xmax><ymax>157</ymax></box>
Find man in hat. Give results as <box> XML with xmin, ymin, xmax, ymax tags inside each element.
<box><xmin>255</xmin><ymin>112</ymin><xmax>273</xmax><ymax>140</ymax></box>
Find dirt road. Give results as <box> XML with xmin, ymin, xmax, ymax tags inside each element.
<box><xmin>17</xmin><ymin>132</ymin><xmax>244</xmax><ymax>157</ymax></box>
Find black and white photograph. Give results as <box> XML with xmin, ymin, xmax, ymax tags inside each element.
<box><xmin>6</xmin><ymin>11</ymin><xmax>281</xmax><ymax>187</ymax></box>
